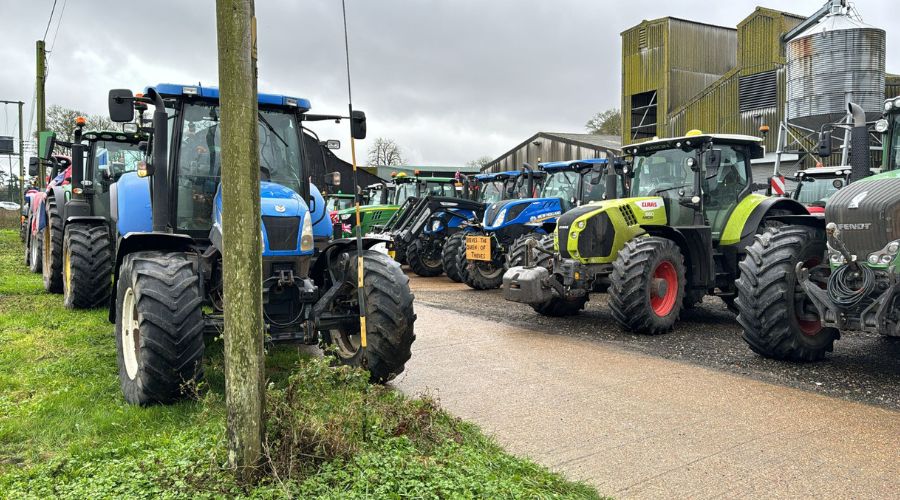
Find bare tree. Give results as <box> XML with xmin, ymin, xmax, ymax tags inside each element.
<box><xmin>367</xmin><ymin>137</ymin><xmax>404</xmax><ymax>166</ymax></box>
<box><xmin>585</xmin><ymin>108</ymin><xmax>621</xmax><ymax>136</ymax></box>
<box><xmin>44</xmin><ymin>105</ymin><xmax>115</xmax><ymax>153</ymax></box>
<box><xmin>466</xmin><ymin>155</ymin><xmax>493</xmax><ymax>171</ymax></box>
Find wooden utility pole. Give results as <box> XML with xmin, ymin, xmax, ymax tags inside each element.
<box><xmin>216</xmin><ymin>0</ymin><xmax>265</xmax><ymax>482</ymax></box>
<box><xmin>17</xmin><ymin>101</ymin><xmax>24</xmax><ymax>206</ymax></box>
<box><xmin>35</xmin><ymin>40</ymin><xmax>46</xmax><ymax>188</ymax></box>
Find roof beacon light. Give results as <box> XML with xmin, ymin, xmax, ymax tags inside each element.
<box><xmin>686</xmin><ymin>129</ymin><xmax>703</xmax><ymax>137</ymax></box>
<box><xmin>75</xmin><ymin>116</ymin><xmax>87</xmax><ymax>126</ymax></box>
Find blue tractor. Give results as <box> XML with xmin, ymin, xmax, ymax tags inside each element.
<box><xmin>440</xmin><ymin>169</ymin><xmax>529</xmax><ymax>282</ymax></box>
<box><xmin>105</xmin><ymin>84</ymin><xmax>416</xmax><ymax>405</ymax></box>
<box><xmin>458</xmin><ymin>159</ymin><xmax>620</xmax><ymax>290</ymax></box>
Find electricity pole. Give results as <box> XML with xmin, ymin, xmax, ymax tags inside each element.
<box><xmin>18</xmin><ymin>101</ymin><xmax>24</xmax><ymax>206</ymax></box>
<box><xmin>216</xmin><ymin>0</ymin><xmax>264</xmax><ymax>483</ymax></box>
<box><xmin>36</xmin><ymin>40</ymin><xmax>46</xmax><ymax>188</ymax></box>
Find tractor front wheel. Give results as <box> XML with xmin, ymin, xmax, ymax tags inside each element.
<box><xmin>63</xmin><ymin>223</ymin><xmax>113</xmax><ymax>309</ymax></box>
<box><xmin>609</xmin><ymin>237</ymin><xmax>686</xmax><ymax>335</ymax></box>
<box><xmin>42</xmin><ymin>198</ymin><xmax>64</xmax><ymax>293</ymax></box>
<box><xmin>441</xmin><ymin>232</ymin><xmax>466</xmax><ymax>282</ymax></box>
<box><xmin>463</xmin><ymin>232</ymin><xmax>505</xmax><ymax>290</ymax></box>
<box><xmin>735</xmin><ymin>226</ymin><xmax>838</xmax><ymax>361</ymax></box>
<box><xmin>327</xmin><ymin>250</ymin><xmax>416</xmax><ymax>383</ymax></box>
<box><xmin>407</xmin><ymin>236</ymin><xmax>444</xmax><ymax>277</ymax></box>
<box><xmin>115</xmin><ymin>251</ymin><xmax>204</xmax><ymax>405</ymax></box>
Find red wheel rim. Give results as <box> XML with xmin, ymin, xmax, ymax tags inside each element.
<box><xmin>650</xmin><ymin>260</ymin><xmax>678</xmax><ymax>317</ymax></box>
<box><xmin>796</xmin><ymin>257</ymin><xmax>823</xmax><ymax>336</ymax></box>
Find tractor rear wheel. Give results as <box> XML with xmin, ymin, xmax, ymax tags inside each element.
<box><xmin>735</xmin><ymin>226</ymin><xmax>838</xmax><ymax>361</ymax></box>
<box><xmin>609</xmin><ymin>236</ymin><xmax>686</xmax><ymax>335</ymax></box>
<box><xmin>407</xmin><ymin>236</ymin><xmax>444</xmax><ymax>277</ymax></box>
<box><xmin>42</xmin><ymin>198</ymin><xmax>64</xmax><ymax>293</ymax></box>
<box><xmin>63</xmin><ymin>223</ymin><xmax>113</xmax><ymax>309</ymax></box>
<box><xmin>327</xmin><ymin>250</ymin><xmax>416</xmax><ymax>383</ymax></box>
<box><xmin>115</xmin><ymin>251</ymin><xmax>204</xmax><ymax>405</ymax></box>
<box><xmin>442</xmin><ymin>232</ymin><xmax>466</xmax><ymax>282</ymax></box>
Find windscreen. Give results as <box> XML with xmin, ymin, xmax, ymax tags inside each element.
<box><xmin>631</xmin><ymin>148</ymin><xmax>695</xmax><ymax>197</ymax></box>
<box><xmin>479</xmin><ymin>180</ymin><xmax>505</xmax><ymax>203</ymax></box>
<box><xmin>580</xmin><ymin>170</ymin><xmax>611</xmax><ymax>203</ymax></box>
<box><xmin>795</xmin><ymin>177</ymin><xmax>844</xmax><ymax>204</ymax></box>
<box><xmin>540</xmin><ymin>171</ymin><xmax>579</xmax><ymax>199</ymax></box>
<box><xmin>91</xmin><ymin>140</ymin><xmax>144</xmax><ymax>218</ymax></box>
<box><xmin>393</xmin><ymin>181</ymin><xmax>417</xmax><ymax>205</ymax></box>
<box><xmin>174</xmin><ymin>102</ymin><xmax>303</xmax><ymax>231</ymax></box>
<box><xmin>423</xmin><ymin>180</ymin><xmax>455</xmax><ymax>197</ymax></box>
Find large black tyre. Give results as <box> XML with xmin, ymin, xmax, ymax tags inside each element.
<box><xmin>462</xmin><ymin>232</ymin><xmax>505</xmax><ymax>290</ymax></box>
<box><xmin>735</xmin><ymin>226</ymin><xmax>838</xmax><ymax>361</ymax></box>
<box><xmin>42</xmin><ymin>198</ymin><xmax>64</xmax><ymax>293</ymax></box>
<box><xmin>63</xmin><ymin>223</ymin><xmax>113</xmax><ymax>309</ymax></box>
<box><xmin>441</xmin><ymin>232</ymin><xmax>466</xmax><ymax>283</ymax></box>
<box><xmin>506</xmin><ymin>233</ymin><xmax>551</xmax><ymax>269</ymax></box>
<box><xmin>115</xmin><ymin>251</ymin><xmax>204</xmax><ymax>405</ymax></box>
<box><xmin>328</xmin><ymin>250</ymin><xmax>416</xmax><ymax>383</ymax></box>
<box><xmin>407</xmin><ymin>236</ymin><xmax>444</xmax><ymax>277</ymax></box>
<box><xmin>609</xmin><ymin>236</ymin><xmax>686</xmax><ymax>335</ymax></box>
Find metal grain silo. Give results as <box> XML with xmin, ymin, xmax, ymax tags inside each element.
<box><xmin>785</xmin><ymin>9</ymin><xmax>885</xmax><ymax>131</ymax></box>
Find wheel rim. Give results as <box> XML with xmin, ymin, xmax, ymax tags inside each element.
<box><xmin>331</xmin><ymin>327</ymin><xmax>361</xmax><ymax>359</ymax></box>
<box><xmin>650</xmin><ymin>260</ymin><xmax>678</xmax><ymax>317</ymax></box>
<box><xmin>64</xmin><ymin>245</ymin><xmax>72</xmax><ymax>294</ymax></box>
<box><xmin>475</xmin><ymin>261</ymin><xmax>504</xmax><ymax>279</ymax></box>
<box><xmin>796</xmin><ymin>257</ymin><xmax>823</xmax><ymax>336</ymax></box>
<box><xmin>121</xmin><ymin>287</ymin><xmax>141</xmax><ymax>380</ymax></box>
<box><xmin>31</xmin><ymin>236</ymin><xmax>39</xmax><ymax>264</ymax></box>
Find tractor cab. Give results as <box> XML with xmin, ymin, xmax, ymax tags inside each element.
<box><xmin>540</xmin><ymin>158</ymin><xmax>622</xmax><ymax>212</ymax></box>
<box><xmin>325</xmin><ymin>192</ymin><xmax>356</xmax><ymax>212</ymax></box>
<box><xmin>470</xmin><ymin>170</ymin><xmax>521</xmax><ymax>204</ymax></box>
<box><xmin>791</xmin><ymin>166</ymin><xmax>853</xmax><ymax>215</ymax></box>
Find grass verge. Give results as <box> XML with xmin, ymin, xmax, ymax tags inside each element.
<box><xmin>0</xmin><ymin>230</ymin><xmax>600</xmax><ymax>498</ymax></box>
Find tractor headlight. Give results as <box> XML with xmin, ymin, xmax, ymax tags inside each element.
<box><xmin>887</xmin><ymin>241</ymin><xmax>900</xmax><ymax>255</ymax></box>
<box><xmin>493</xmin><ymin>209</ymin><xmax>507</xmax><ymax>226</ymax></box>
<box><xmin>868</xmin><ymin>254</ymin><xmax>879</xmax><ymax>265</ymax></box>
<box><xmin>300</xmin><ymin>215</ymin><xmax>314</xmax><ymax>252</ymax></box>
<box><xmin>570</xmin><ymin>230</ymin><xmax>578</xmax><ymax>239</ymax></box>
<box><xmin>866</xmin><ymin>240</ymin><xmax>900</xmax><ymax>266</ymax></box>
<box><xmin>885</xmin><ymin>101</ymin><xmax>894</xmax><ymax>112</ymax></box>
<box><xmin>576</xmin><ymin>220</ymin><xmax>586</xmax><ymax>229</ymax></box>
<box><xmin>875</xmin><ymin>119</ymin><xmax>890</xmax><ymax>133</ymax></box>
<box><xmin>880</xmin><ymin>254</ymin><xmax>893</xmax><ymax>264</ymax></box>
<box><xmin>431</xmin><ymin>220</ymin><xmax>442</xmax><ymax>231</ymax></box>
<box><xmin>894</xmin><ymin>97</ymin><xmax>900</xmax><ymax>108</ymax></box>
<box><xmin>830</xmin><ymin>252</ymin><xmax>846</xmax><ymax>265</ymax></box>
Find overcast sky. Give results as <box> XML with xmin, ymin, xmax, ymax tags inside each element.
<box><xmin>2</xmin><ymin>0</ymin><xmax>900</xmax><ymax>174</ymax></box>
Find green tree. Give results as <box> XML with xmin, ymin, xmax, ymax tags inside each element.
<box><xmin>585</xmin><ymin>108</ymin><xmax>621</xmax><ymax>136</ymax></box>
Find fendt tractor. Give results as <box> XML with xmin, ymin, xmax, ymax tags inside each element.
<box><xmin>458</xmin><ymin>160</ymin><xmax>620</xmax><ymax>290</ymax></box>
<box><xmin>737</xmin><ymin>102</ymin><xmax>900</xmax><ymax>360</ymax></box>
<box><xmin>41</xmin><ymin>120</ymin><xmax>147</xmax><ymax>309</ymax></box>
<box><xmin>504</xmin><ymin>131</ymin><xmax>810</xmax><ymax>331</ymax></box>
<box><xmin>440</xmin><ymin>169</ymin><xmax>525</xmax><ymax>282</ymax></box>
<box><xmin>104</xmin><ymin>84</ymin><xmax>415</xmax><ymax>405</ymax></box>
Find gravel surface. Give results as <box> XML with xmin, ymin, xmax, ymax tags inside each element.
<box><xmin>409</xmin><ymin>273</ymin><xmax>900</xmax><ymax>411</ymax></box>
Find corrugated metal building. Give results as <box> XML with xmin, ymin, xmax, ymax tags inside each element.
<box><xmin>622</xmin><ymin>8</ymin><xmax>900</xmax><ymax>181</ymax></box>
<box><xmin>482</xmin><ymin>132</ymin><xmax>620</xmax><ymax>173</ymax></box>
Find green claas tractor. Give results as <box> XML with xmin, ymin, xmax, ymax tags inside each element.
<box><xmin>737</xmin><ymin>102</ymin><xmax>900</xmax><ymax>360</ymax></box>
<box><xmin>504</xmin><ymin>131</ymin><xmax>809</xmax><ymax>332</ymax></box>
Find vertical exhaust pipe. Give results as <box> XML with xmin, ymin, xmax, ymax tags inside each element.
<box><xmin>847</xmin><ymin>102</ymin><xmax>871</xmax><ymax>183</ymax></box>
<box><xmin>147</xmin><ymin>88</ymin><xmax>170</xmax><ymax>233</ymax></box>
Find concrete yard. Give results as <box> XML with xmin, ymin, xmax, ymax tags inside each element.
<box><xmin>395</xmin><ymin>273</ymin><xmax>900</xmax><ymax>499</ymax></box>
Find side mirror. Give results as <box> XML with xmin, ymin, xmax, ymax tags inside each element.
<box><xmin>350</xmin><ymin>110</ymin><xmax>366</xmax><ymax>140</ymax></box>
<box><xmin>325</xmin><ymin>171</ymin><xmax>341</xmax><ymax>187</ymax></box>
<box><xmin>704</xmin><ymin>149</ymin><xmax>721</xmax><ymax>169</ymax></box>
<box><xmin>108</xmin><ymin>89</ymin><xmax>135</xmax><ymax>123</ymax></box>
<box><xmin>28</xmin><ymin>157</ymin><xmax>39</xmax><ymax>177</ymax></box>
<box><xmin>323</xmin><ymin>139</ymin><xmax>341</xmax><ymax>150</ymax></box>
<box><xmin>38</xmin><ymin>131</ymin><xmax>56</xmax><ymax>160</ymax></box>
<box><xmin>817</xmin><ymin>131</ymin><xmax>832</xmax><ymax>157</ymax></box>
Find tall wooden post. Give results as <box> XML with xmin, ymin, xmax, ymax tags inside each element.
<box><xmin>35</xmin><ymin>41</ymin><xmax>46</xmax><ymax>187</ymax></box>
<box><xmin>216</xmin><ymin>0</ymin><xmax>264</xmax><ymax>482</ymax></box>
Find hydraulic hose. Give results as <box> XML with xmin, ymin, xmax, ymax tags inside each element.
<box><xmin>827</xmin><ymin>263</ymin><xmax>876</xmax><ymax>309</ymax></box>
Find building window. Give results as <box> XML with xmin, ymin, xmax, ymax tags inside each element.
<box><xmin>739</xmin><ymin>71</ymin><xmax>777</xmax><ymax>112</ymax></box>
<box><xmin>638</xmin><ymin>27</ymin><xmax>648</xmax><ymax>49</ymax></box>
<box><xmin>630</xmin><ymin>90</ymin><xmax>657</xmax><ymax>141</ymax></box>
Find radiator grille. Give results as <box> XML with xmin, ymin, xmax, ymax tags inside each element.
<box><xmin>262</xmin><ymin>216</ymin><xmax>300</xmax><ymax>251</ymax></box>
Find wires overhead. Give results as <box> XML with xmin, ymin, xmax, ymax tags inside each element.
<box><xmin>42</xmin><ymin>0</ymin><xmax>59</xmax><ymax>41</ymax></box>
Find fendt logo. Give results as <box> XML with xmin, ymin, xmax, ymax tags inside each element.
<box><xmin>837</xmin><ymin>223</ymin><xmax>872</xmax><ymax>231</ymax></box>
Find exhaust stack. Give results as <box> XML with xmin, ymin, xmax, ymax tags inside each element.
<box><xmin>847</xmin><ymin>102</ymin><xmax>871</xmax><ymax>183</ymax></box>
